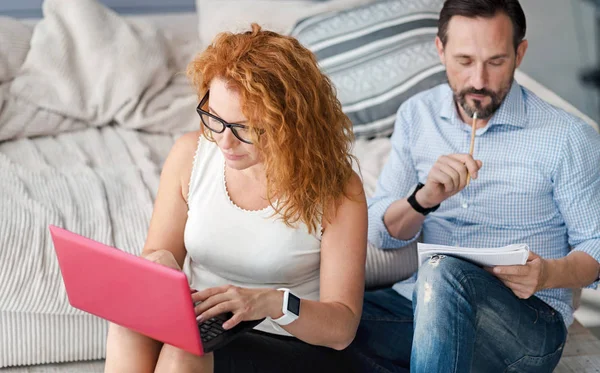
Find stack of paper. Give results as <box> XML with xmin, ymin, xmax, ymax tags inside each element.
<box><xmin>417</xmin><ymin>243</ymin><xmax>530</xmax><ymax>267</ymax></box>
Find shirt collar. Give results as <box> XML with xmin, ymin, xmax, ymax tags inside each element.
<box><xmin>439</xmin><ymin>80</ymin><xmax>528</xmax><ymax>129</ymax></box>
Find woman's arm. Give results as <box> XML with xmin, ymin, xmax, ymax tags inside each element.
<box><xmin>195</xmin><ymin>172</ymin><xmax>368</xmax><ymax>350</ymax></box>
<box><xmin>141</xmin><ymin>131</ymin><xmax>200</xmax><ymax>270</ymax></box>
<box><xmin>279</xmin><ymin>172</ymin><xmax>368</xmax><ymax>349</ymax></box>
<box><xmin>194</xmin><ymin>172</ymin><xmax>368</xmax><ymax>350</ymax></box>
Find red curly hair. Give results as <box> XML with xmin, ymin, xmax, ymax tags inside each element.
<box><xmin>187</xmin><ymin>24</ymin><xmax>356</xmax><ymax>234</ymax></box>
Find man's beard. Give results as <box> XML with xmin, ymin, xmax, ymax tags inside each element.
<box><xmin>450</xmin><ymin>76</ymin><xmax>513</xmax><ymax>120</ymax></box>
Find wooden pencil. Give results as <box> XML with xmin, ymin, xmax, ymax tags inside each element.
<box><xmin>466</xmin><ymin>112</ymin><xmax>477</xmax><ymax>186</ymax></box>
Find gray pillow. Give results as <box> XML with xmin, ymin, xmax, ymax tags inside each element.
<box><xmin>291</xmin><ymin>0</ymin><xmax>446</xmax><ymax>138</ymax></box>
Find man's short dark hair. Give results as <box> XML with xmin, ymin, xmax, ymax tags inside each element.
<box><xmin>437</xmin><ymin>0</ymin><xmax>527</xmax><ymax>51</ymax></box>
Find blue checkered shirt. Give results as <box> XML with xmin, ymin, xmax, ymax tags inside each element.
<box><xmin>369</xmin><ymin>81</ymin><xmax>600</xmax><ymax>327</ymax></box>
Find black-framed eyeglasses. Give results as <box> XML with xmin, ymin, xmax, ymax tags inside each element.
<box><xmin>196</xmin><ymin>91</ymin><xmax>261</xmax><ymax>144</ymax></box>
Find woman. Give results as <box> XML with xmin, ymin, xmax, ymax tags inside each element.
<box><xmin>104</xmin><ymin>24</ymin><xmax>367</xmax><ymax>373</ymax></box>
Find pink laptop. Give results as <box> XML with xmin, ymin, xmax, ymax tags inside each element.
<box><xmin>49</xmin><ymin>225</ymin><xmax>266</xmax><ymax>356</ymax></box>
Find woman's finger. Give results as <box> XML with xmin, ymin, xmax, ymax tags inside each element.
<box><xmin>222</xmin><ymin>310</ymin><xmax>246</xmax><ymax>330</ymax></box>
<box><xmin>192</xmin><ymin>285</ymin><xmax>230</xmax><ymax>303</ymax></box>
<box><xmin>194</xmin><ymin>293</ymin><xmax>231</xmax><ymax>316</ymax></box>
<box><xmin>197</xmin><ymin>300</ymin><xmax>237</xmax><ymax>323</ymax></box>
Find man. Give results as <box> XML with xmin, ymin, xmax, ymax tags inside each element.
<box><xmin>350</xmin><ymin>0</ymin><xmax>600</xmax><ymax>372</ymax></box>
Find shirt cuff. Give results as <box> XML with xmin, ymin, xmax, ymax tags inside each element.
<box><xmin>570</xmin><ymin>240</ymin><xmax>600</xmax><ymax>289</ymax></box>
<box><xmin>368</xmin><ymin>196</ymin><xmax>421</xmax><ymax>249</ymax></box>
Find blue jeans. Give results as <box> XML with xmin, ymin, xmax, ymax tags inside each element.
<box><xmin>350</xmin><ymin>256</ymin><xmax>568</xmax><ymax>373</ymax></box>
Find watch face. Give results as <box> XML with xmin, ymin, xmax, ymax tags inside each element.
<box><xmin>287</xmin><ymin>293</ymin><xmax>301</xmax><ymax>316</ymax></box>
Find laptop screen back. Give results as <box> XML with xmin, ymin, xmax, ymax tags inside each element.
<box><xmin>49</xmin><ymin>225</ymin><xmax>203</xmax><ymax>355</ymax></box>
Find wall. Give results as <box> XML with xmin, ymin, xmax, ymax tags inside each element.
<box><xmin>0</xmin><ymin>0</ymin><xmax>195</xmax><ymax>18</ymax></box>
<box><xmin>519</xmin><ymin>0</ymin><xmax>599</xmax><ymax>122</ymax></box>
<box><xmin>3</xmin><ymin>0</ymin><xmax>598</xmax><ymax>122</ymax></box>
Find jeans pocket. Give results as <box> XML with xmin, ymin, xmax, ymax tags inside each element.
<box><xmin>504</xmin><ymin>343</ymin><xmax>565</xmax><ymax>373</ymax></box>
<box><xmin>524</xmin><ymin>300</ymin><xmax>562</xmax><ymax>324</ymax></box>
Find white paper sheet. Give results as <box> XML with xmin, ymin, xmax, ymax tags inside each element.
<box><xmin>417</xmin><ymin>243</ymin><xmax>530</xmax><ymax>267</ymax></box>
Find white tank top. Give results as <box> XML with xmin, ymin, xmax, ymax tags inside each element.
<box><xmin>183</xmin><ymin>136</ymin><xmax>322</xmax><ymax>336</ymax></box>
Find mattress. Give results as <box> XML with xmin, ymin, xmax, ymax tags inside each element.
<box><xmin>0</xmin><ymin>125</ymin><xmax>178</xmax><ymax>367</ymax></box>
<box><xmin>0</xmin><ymin>9</ymin><xmax>193</xmax><ymax>367</ymax></box>
<box><xmin>0</xmin><ymin>312</ymin><xmax>107</xmax><ymax>368</ymax></box>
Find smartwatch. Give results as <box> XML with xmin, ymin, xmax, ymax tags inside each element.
<box><xmin>271</xmin><ymin>288</ymin><xmax>300</xmax><ymax>325</ymax></box>
<box><xmin>407</xmin><ymin>183</ymin><xmax>440</xmax><ymax>216</ymax></box>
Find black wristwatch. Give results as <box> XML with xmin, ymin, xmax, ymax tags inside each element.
<box><xmin>407</xmin><ymin>183</ymin><xmax>440</xmax><ymax>216</ymax></box>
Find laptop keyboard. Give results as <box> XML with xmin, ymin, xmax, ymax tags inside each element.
<box><xmin>199</xmin><ymin>313</ymin><xmax>229</xmax><ymax>343</ymax></box>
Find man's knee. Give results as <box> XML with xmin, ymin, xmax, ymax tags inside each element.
<box><xmin>414</xmin><ymin>255</ymin><xmax>483</xmax><ymax>303</ymax></box>
<box><xmin>417</xmin><ymin>254</ymin><xmax>478</xmax><ymax>282</ymax></box>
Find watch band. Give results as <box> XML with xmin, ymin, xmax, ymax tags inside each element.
<box><xmin>271</xmin><ymin>288</ymin><xmax>300</xmax><ymax>326</ymax></box>
<box><xmin>407</xmin><ymin>183</ymin><xmax>440</xmax><ymax>216</ymax></box>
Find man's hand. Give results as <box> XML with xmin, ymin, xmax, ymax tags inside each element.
<box><xmin>417</xmin><ymin>154</ymin><xmax>483</xmax><ymax>208</ymax></box>
<box><xmin>488</xmin><ymin>252</ymin><xmax>549</xmax><ymax>299</ymax></box>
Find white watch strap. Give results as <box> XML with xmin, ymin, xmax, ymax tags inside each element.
<box><xmin>272</xmin><ymin>312</ymin><xmax>297</xmax><ymax>326</ymax></box>
<box><xmin>271</xmin><ymin>288</ymin><xmax>299</xmax><ymax>326</ymax></box>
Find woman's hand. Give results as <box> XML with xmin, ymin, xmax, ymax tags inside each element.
<box><xmin>141</xmin><ymin>249</ymin><xmax>182</xmax><ymax>271</ymax></box>
<box><xmin>192</xmin><ymin>285</ymin><xmax>284</xmax><ymax>330</ymax></box>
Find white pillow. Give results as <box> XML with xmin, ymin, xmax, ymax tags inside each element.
<box><xmin>196</xmin><ymin>0</ymin><xmax>376</xmax><ymax>47</ymax></box>
<box><xmin>515</xmin><ymin>69</ymin><xmax>599</xmax><ymax>133</ymax></box>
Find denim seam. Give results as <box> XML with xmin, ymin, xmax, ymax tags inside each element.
<box><xmin>528</xmin><ymin>302</ymin><xmax>563</xmax><ymax>323</ymax></box>
<box><xmin>455</xmin><ymin>271</ymin><xmax>491</xmax><ymax>299</ymax></box>
<box><xmin>452</xmin><ymin>279</ymin><xmax>460</xmax><ymax>373</ymax></box>
<box><xmin>502</xmin><ymin>341</ymin><xmax>565</xmax><ymax>373</ymax></box>
<box><xmin>422</xmin><ymin>268</ymin><xmax>476</xmax><ymax>373</ymax></box>
<box><xmin>453</xmin><ymin>269</ymin><xmax>490</xmax><ymax>373</ymax></box>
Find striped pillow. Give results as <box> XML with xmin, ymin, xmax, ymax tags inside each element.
<box><xmin>291</xmin><ymin>0</ymin><xmax>447</xmax><ymax>138</ymax></box>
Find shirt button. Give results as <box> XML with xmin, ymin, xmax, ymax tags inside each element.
<box><xmin>462</xmin><ymin>202</ymin><xmax>468</xmax><ymax>209</ymax></box>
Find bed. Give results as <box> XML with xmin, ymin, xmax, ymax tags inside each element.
<box><xmin>1</xmin><ymin>0</ymin><xmax>598</xmax><ymax>370</ymax></box>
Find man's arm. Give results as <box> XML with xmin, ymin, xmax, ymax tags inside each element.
<box><xmin>492</xmin><ymin>121</ymin><xmax>600</xmax><ymax>298</ymax></box>
<box><xmin>370</xmin><ymin>104</ymin><xmax>483</xmax><ymax>246</ymax></box>
<box><xmin>367</xmin><ymin>106</ymin><xmax>420</xmax><ymax>248</ymax></box>
<box><xmin>382</xmin><ymin>199</ymin><xmax>426</xmax><ymax>241</ymax></box>
<box><xmin>384</xmin><ymin>154</ymin><xmax>482</xmax><ymax>240</ymax></box>
<box><xmin>544</xmin><ymin>252</ymin><xmax>600</xmax><ymax>289</ymax></box>
<box><xmin>553</xmin><ymin>122</ymin><xmax>600</xmax><ymax>288</ymax></box>
<box><xmin>492</xmin><ymin>251</ymin><xmax>599</xmax><ymax>299</ymax></box>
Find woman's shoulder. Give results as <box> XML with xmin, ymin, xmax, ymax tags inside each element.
<box><xmin>165</xmin><ymin>131</ymin><xmax>202</xmax><ymax>170</ymax></box>
<box><xmin>322</xmin><ymin>171</ymin><xmax>366</xmax><ymax>231</ymax></box>
<box><xmin>346</xmin><ymin>171</ymin><xmax>366</xmax><ymax>198</ymax></box>
<box><xmin>174</xmin><ymin>130</ymin><xmax>202</xmax><ymax>154</ymax></box>
<box><xmin>162</xmin><ymin>131</ymin><xmax>202</xmax><ymax>202</ymax></box>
